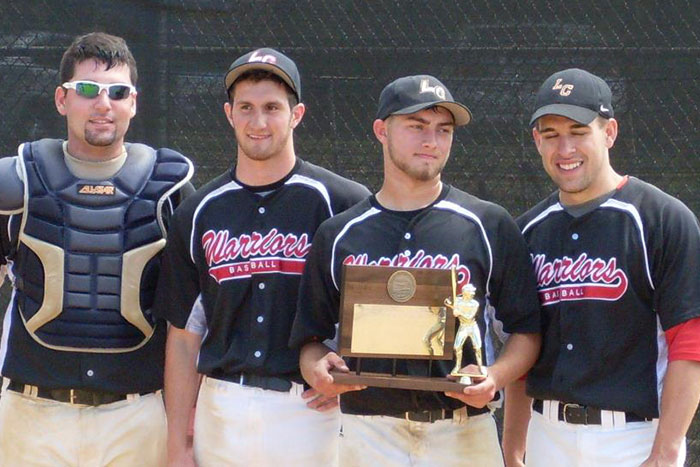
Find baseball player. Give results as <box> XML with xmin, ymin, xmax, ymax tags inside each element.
<box><xmin>446</xmin><ymin>283</ymin><xmax>483</xmax><ymax>374</ymax></box>
<box><xmin>290</xmin><ymin>74</ymin><xmax>542</xmax><ymax>466</ymax></box>
<box><xmin>0</xmin><ymin>32</ymin><xmax>194</xmax><ymax>466</ymax></box>
<box><xmin>503</xmin><ymin>68</ymin><xmax>700</xmax><ymax>467</ymax></box>
<box><xmin>153</xmin><ymin>48</ymin><xmax>370</xmax><ymax>466</ymax></box>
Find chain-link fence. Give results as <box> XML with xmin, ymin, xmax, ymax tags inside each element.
<box><xmin>0</xmin><ymin>0</ymin><xmax>698</xmax><ymax>463</ymax></box>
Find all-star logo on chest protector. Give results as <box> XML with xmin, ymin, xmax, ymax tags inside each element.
<box><xmin>343</xmin><ymin>249</ymin><xmax>471</xmax><ymax>289</ymax></box>
<box><xmin>78</xmin><ymin>183</ymin><xmax>116</xmax><ymax>195</ymax></box>
<box><xmin>532</xmin><ymin>252</ymin><xmax>628</xmax><ymax>305</ymax></box>
<box><xmin>202</xmin><ymin>228</ymin><xmax>311</xmax><ymax>283</ymax></box>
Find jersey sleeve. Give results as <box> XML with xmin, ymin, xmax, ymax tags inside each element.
<box><xmin>666</xmin><ymin>318</ymin><xmax>700</xmax><ymax>362</ymax></box>
<box><xmin>161</xmin><ymin>181</ymin><xmax>196</xmax><ymax>234</ymax></box>
<box><xmin>486</xmin><ymin>208</ymin><xmax>541</xmax><ymax>335</ymax></box>
<box><xmin>651</xmin><ymin>199</ymin><xmax>700</xmax><ymax>329</ymax></box>
<box><xmin>152</xmin><ymin>203</ymin><xmax>201</xmax><ymax>329</ymax></box>
<box><xmin>0</xmin><ymin>156</ymin><xmax>25</xmax><ymax>215</ymax></box>
<box><xmin>179</xmin><ymin>181</ymin><xmax>196</xmax><ymax>200</ymax></box>
<box><xmin>0</xmin><ymin>215</ymin><xmax>9</xmax><ymax>286</ymax></box>
<box><xmin>330</xmin><ymin>181</ymin><xmax>371</xmax><ymax>215</ymax></box>
<box><xmin>289</xmin><ymin>222</ymin><xmax>340</xmax><ymax>348</ymax></box>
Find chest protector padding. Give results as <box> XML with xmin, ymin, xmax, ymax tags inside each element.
<box><xmin>15</xmin><ymin>138</ymin><xmax>192</xmax><ymax>352</ymax></box>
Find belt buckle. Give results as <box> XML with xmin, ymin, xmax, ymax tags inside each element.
<box><xmin>404</xmin><ymin>409</ymin><xmax>445</xmax><ymax>423</ymax></box>
<box><xmin>562</xmin><ymin>403</ymin><xmax>587</xmax><ymax>424</ymax></box>
<box><xmin>405</xmin><ymin>411</ymin><xmax>429</xmax><ymax>422</ymax></box>
<box><xmin>436</xmin><ymin>409</ymin><xmax>445</xmax><ymax>422</ymax></box>
<box><xmin>69</xmin><ymin>389</ymin><xmax>77</xmax><ymax>404</ymax></box>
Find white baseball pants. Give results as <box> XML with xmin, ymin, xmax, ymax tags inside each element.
<box><xmin>193</xmin><ymin>376</ymin><xmax>341</xmax><ymax>466</ymax></box>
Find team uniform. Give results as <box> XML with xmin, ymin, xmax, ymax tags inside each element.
<box><xmin>0</xmin><ymin>138</ymin><xmax>193</xmax><ymax>466</ymax></box>
<box><xmin>518</xmin><ymin>176</ymin><xmax>700</xmax><ymax>466</ymax></box>
<box><xmin>154</xmin><ymin>158</ymin><xmax>369</xmax><ymax>466</ymax></box>
<box><xmin>290</xmin><ymin>184</ymin><xmax>541</xmax><ymax>467</ymax></box>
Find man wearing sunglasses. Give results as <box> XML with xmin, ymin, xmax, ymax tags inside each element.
<box><xmin>0</xmin><ymin>32</ymin><xmax>193</xmax><ymax>466</ymax></box>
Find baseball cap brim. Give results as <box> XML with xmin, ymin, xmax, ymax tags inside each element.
<box><xmin>224</xmin><ymin>63</ymin><xmax>297</xmax><ymax>98</ymax></box>
<box><xmin>529</xmin><ymin>103</ymin><xmax>598</xmax><ymax>126</ymax></box>
<box><xmin>390</xmin><ymin>101</ymin><xmax>472</xmax><ymax>126</ymax></box>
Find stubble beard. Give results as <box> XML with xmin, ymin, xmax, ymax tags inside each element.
<box><xmin>551</xmin><ymin>165</ymin><xmax>593</xmax><ymax>198</ymax></box>
<box><xmin>236</xmin><ymin>120</ymin><xmax>293</xmax><ymax>162</ymax></box>
<box><xmin>387</xmin><ymin>140</ymin><xmax>446</xmax><ymax>182</ymax></box>
<box><xmin>85</xmin><ymin>127</ymin><xmax>118</xmax><ymax>147</ymax></box>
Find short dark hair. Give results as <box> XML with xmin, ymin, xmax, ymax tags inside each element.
<box><xmin>228</xmin><ymin>70</ymin><xmax>298</xmax><ymax>108</ymax></box>
<box><xmin>59</xmin><ymin>32</ymin><xmax>137</xmax><ymax>85</ymax></box>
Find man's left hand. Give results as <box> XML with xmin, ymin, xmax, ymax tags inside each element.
<box><xmin>444</xmin><ymin>364</ymin><xmax>496</xmax><ymax>408</ymax></box>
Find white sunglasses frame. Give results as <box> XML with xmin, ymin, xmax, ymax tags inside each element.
<box><xmin>61</xmin><ymin>80</ymin><xmax>136</xmax><ymax>100</ymax></box>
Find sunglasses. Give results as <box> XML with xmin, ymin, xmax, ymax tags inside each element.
<box><xmin>62</xmin><ymin>80</ymin><xmax>136</xmax><ymax>100</ymax></box>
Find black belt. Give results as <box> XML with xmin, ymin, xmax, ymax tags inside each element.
<box><xmin>7</xmin><ymin>380</ymin><xmax>151</xmax><ymax>406</ymax></box>
<box><xmin>225</xmin><ymin>373</ymin><xmax>303</xmax><ymax>392</ymax></box>
<box><xmin>396</xmin><ymin>405</ymin><xmax>490</xmax><ymax>423</ymax></box>
<box><xmin>533</xmin><ymin>399</ymin><xmax>652</xmax><ymax>425</ymax></box>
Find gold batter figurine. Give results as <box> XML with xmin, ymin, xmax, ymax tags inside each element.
<box><xmin>444</xmin><ymin>283</ymin><xmax>485</xmax><ymax>381</ymax></box>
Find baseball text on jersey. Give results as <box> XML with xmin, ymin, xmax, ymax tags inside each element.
<box><xmin>532</xmin><ymin>252</ymin><xmax>628</xmax><ymax>305</ymax></box>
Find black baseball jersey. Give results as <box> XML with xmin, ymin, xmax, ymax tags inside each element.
<box><xmin>289</xmin><ymin>184</ymin><xmax>541</xmax><ymax>416</ymax></box>
<box><xmin>153</xmin><ymin>159</ymin><xmax>370</xmax><ymax>381</ymax></box>
<box><xmin>518</xmin><ymin>176</ymin><xmax>700</xmax><ymax>418</ymax></box>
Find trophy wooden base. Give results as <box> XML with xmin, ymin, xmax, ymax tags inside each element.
<box><xmin>450</xmin><ymin>366</ymin><xmax>488</xmax><ymax>385</ymax></box>
<box><xmin>331</xmin><ymin>370</ymin><xmax>469</xmax><ymax>392</ymax></box>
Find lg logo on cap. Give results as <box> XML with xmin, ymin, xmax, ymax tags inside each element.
<box><xmin>420</xmin><ymin>79</ymin><xmax>446</xmax><ymax>100</ymax></box>
<box><xmin>552</xmin><ymin>78</ymin><xmax>573</xmax><ymax>96</ymax></box>
<box><xmin>249</xmin><ymin>50</ymin><xmax>277</xmax><ymax>64</ymax></box>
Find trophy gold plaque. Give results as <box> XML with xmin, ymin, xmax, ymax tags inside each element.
<box><xmin>330</xmin><ymin>264</ymin><xmax>486</xmax><ymax>391</ymax></box>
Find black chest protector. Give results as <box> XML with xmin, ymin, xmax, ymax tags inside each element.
<box><xmin>14</xmin><ymin>138</ymin><xmax>193</xmax><ymax>352</ymax></box>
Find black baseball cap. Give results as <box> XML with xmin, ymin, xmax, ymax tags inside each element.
<box><xmin>376</xmin><ymin>75</ymin><xmax>472</xmax><ymax>126</ymax></box>
<box><xmin>224</xmin><ymin>48</ymin><xmax>301</xmax><ymax>102</ymax></box>
<box><xmin>530</xmin><ymin>68</ymin><xmax>613</xmax><ymax>126</ymax></box>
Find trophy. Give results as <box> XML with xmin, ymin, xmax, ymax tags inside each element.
<box><xmin>444</xmin><ymin>283</ymin><xmax>487</xmax><ymax>385</ymax></box>
<box><xmin>330</xmin><ymin>264</ymin><xmax>486</xmax><ymax>391</ymax></box>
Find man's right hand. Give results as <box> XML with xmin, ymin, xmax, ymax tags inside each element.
<box><xmin>299</xmin><ymin>342</ymin><xmax>366</xmax><ymax>397</ymax></box>
<box><xmin>164</xmin><ymin>327</ymin><xmax>202</xmax><ymax>467</ymax></box>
